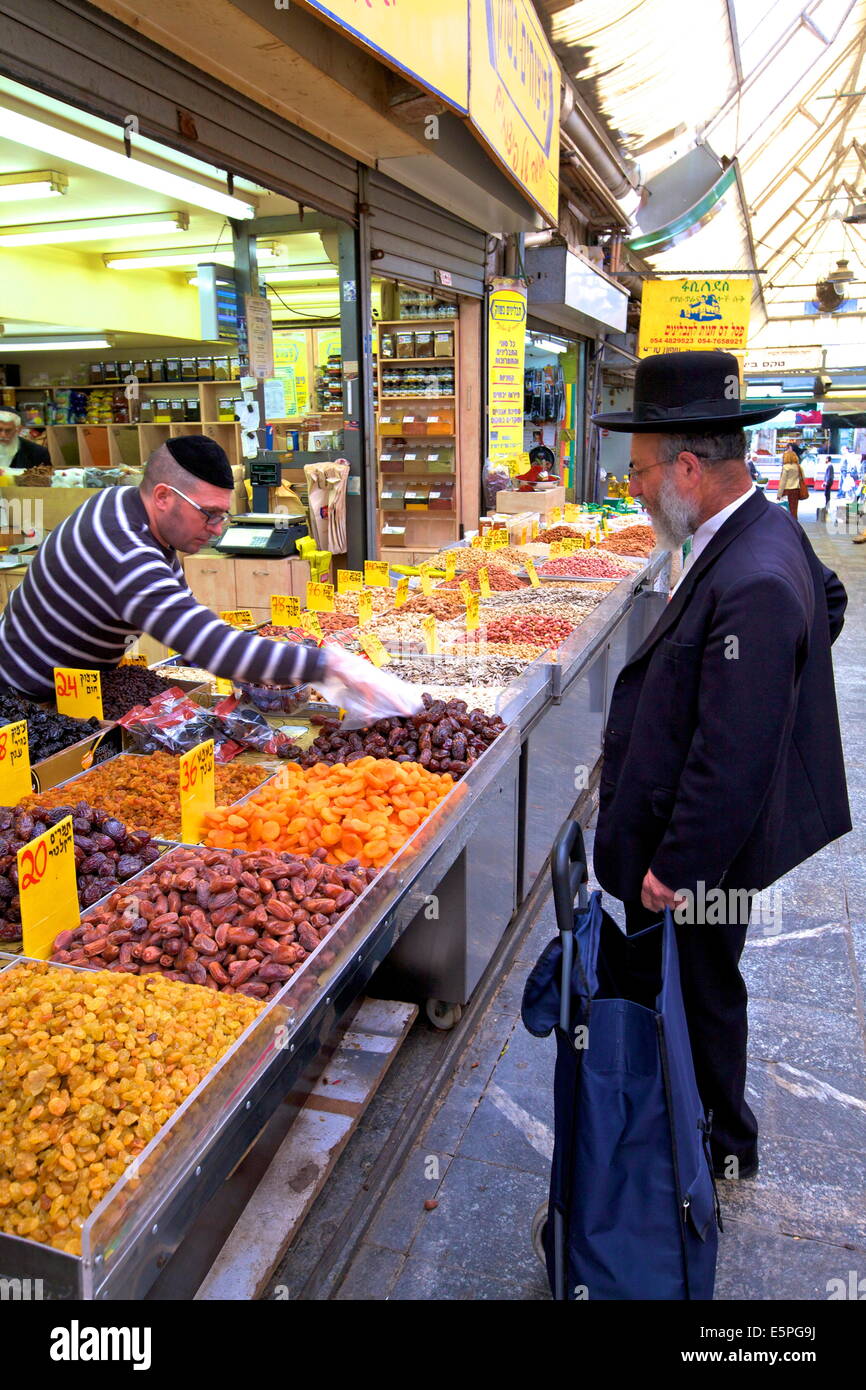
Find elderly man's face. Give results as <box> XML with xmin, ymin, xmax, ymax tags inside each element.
<box><xmin>0</xmin><ymin>421</ymin><xmax>18</xmax><ymax>446</ymax></box>
<box><xmin>629</xmin><ymin>434</ymin><xmax>702</xmax><ymax>550</ymax></box>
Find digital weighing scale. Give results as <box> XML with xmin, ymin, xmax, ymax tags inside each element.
<box><xmin>214</xmin><ymin>513</ymin><xmax>309</xmax><ymax>558</ymax></box>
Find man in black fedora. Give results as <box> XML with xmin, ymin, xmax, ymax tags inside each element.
<box><xmin>592</xmin><ymin>350</ymin><xmax>850</xmax><ymax>1180</ymax></box>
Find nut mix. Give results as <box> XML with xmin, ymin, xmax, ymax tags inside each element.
<box><xmin>0</xmin><ymin>959</ymin><xmax>262</xmax><ymax>1253</ymax></box>
<box><xmin>534</xmin><ymin>524</ymin><xmax>583</xmax><ymax>543</ymax></box>
<box><xmin>453</xmin><ymin>614</ymin><xmax>577</xmax><ymax>647</ymax></box>
<box><xmin>52</xmin><ymin>845</ymin><xmax>377</xmax><ymax>998</ymax></box>
<box><xmin>19</xmin><ymin>753</ymin><xmax>269</xmax><ymax>841</ymax></box>
<box><xmin>203</xmin><ymin>757</ymin><xmax>455</xmax><ymax>868</ymax></box>
<box><xmin>0</xmin><ymin>802</ymin><xmax>164</xmax><ymax>942</ymax></box>
<box><xmin>538</xmin><ymin>553</ymin><xmax>635</xmax><ymax>579</ymax></box>
<box><xmin>439</xmin><ymin>562</ymin><xmax>526</xmax><ymax>592</ymax></box>
<box><xmin>385</xmin><ymin>654</ymin><xmax>528</xmax><ymax>686</ymax></box>
<box><xmin>294</xmin><ymin>695</ymin><xmax>505</xmax><ymax>777</ymax></box>
<box><xmin>599</xmin><ymin>524</ymin><xmax>656</xmax><ymax>557</ymax></box>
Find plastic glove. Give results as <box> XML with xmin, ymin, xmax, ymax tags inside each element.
<box><xmin>318</xmin><ymin>645</ymin><xmax>424</xmax><ymax>728</ymax></box>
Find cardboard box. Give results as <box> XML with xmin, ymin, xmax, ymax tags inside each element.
<box><xmin>496</xmin><ymin>486</ymin><xmax>565</xmax><ymax>515</ymax></box>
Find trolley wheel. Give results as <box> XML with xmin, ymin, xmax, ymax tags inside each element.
<box><xmin>425</xmin><ymin>998</ymin><xmax>463</xmax><ymax>1030</ymax></box>
<box><xmin>531</xmin><ymin>1201</ymin><xmax>549</xmax><ymax>1267</ymax></box>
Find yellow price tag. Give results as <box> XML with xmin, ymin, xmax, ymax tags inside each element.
<box><xmin>459</xmin><ymin>579</ymin><xmax>473</xmax><ymax>606</ymax></box>
<box><xmin>271</xmin><ymin>594</ymin><xmax>301</xmax><ymax>625</ymax></box>
<box><xmin>470</xmin><ymin>534</ymin><xmax>485</xmax><ymax>549</ymax></box>
<box><xmin>420</xmin><ymin>567</ymin><xmax>434</xmax><ymax>597</ymax></box>
<box><xmin>465</xmin><ymin>594</ymin><xmax>480</xmax><ymax>632</ymax></box>
<box><xmin>119</xmin><ymin>655</ymin><xmax>149</xmax><ymax>667</ymax></box>
<box><xmin>214</xmin><ymin>677</ymin><xmax>233</xmax><ymax>696</ymax></box>
<box><xmin>445</xmin><ymin>552</ymin><xmax>457</xmax><ymax>580</ymax></box>
<box><xmin>359</xmin><ymin>632</ymin><xmax>390</xmax><ymax>667</ymax></box>
<box><xmin>478</xmin><ymin>566</ymin><xmax>491</xmax><ymax>599</ymax></box>
<box><xmin>550</xmin><ymin>540</ymin><xmax>582</xmax><ymax>559</ymax></box>
<box><xmin>298</xmin><ymin>611</ymin><xmax>324</xmax><ymax>640</ymax></box>
<box><xmin>531</xmin><ymin>520</ymin><xmax>539</xmax><ymax>540</ymax></box>
<box><xmin>306</xmin><ymin>581</ymin><xmax>335</xmax><ymax>613</ymax></box>
<box><xmin>564</xmin><ymin>503</ymin><xmax>579</xmax><ymax>524</ymax></box>
<box><xmin>179</xmin><ymin>739</ymin><xmax>215</xmax><ymax>844</ymax></box>
<box><xmin>54</xmin><ymin>668</ymin><xmax>103</xmax><ymax>721</ymax></box>
<box><xmin>19</xmin><ymin>815</ymin><xmax>77</xmax><ymax>959</ymax></box>
<box><xmin>525</xmin><ymin>559</ymin><xmax>541</xmax><ymax>589</ymax></box>
<box><xmin>0</xmin><ymin>720</ymin><xmax>30</xmax><ymax>806</ymax></box>
<box><xmin>422</xmin><ymin>615</ymin><xmax>438</xmax><ymax>655</ymax></box>
<box><xmin>337</xmin><ymin>569</ymin><xmax>364</xmax><ymax>594</ymax></box>
<box><xmin>220</xmin><ymin>609</ymin><xmax>255</xmax><ymax>629</ymax></box>
<box><xmin>549</xmin><ymin>506</ymin><xmax>562</xmax><ymax>525</ymax></box>
<box><xmin>364</xmin><ymin>560</ymin><xmax>390</xmax><ymax>588</ymax></box>
<box><xmin>395</xmin><ymin>577</ymin><xmax>409</xmax><ymax>607</ymax></box>
<box><xmin>487</xmin><ymin>528</ymin><xmax>508</xmax><ymax>548</ymax></box>
<box><xmin>358</xmin><ymin>591</ymin><xmax>373</xmax><ymax>627</ymax></box>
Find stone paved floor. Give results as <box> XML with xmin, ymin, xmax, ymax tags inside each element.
<box><xmin>273</xmin><ymin>497</ymin><xmax>866</xmax><ymax>1301</ymax></box>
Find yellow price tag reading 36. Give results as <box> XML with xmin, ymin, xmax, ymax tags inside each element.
<box><xmin>358</xmin><ymin>591</ymin><xmax>373</xmax><ymax>627</ymax></box>
<box><xmin>395</xmin><ymin>577</ymin><xmax>410</xmax><ymax>607</ymax></box>
<box><xmin>19</xmin><ymin>815</ymin><xmax>76</xmax><ymax>959</ymax></box>
<box><xmin>179</xmin><ymin>739</ymin><xmax>216</xmax><ymax>844</ymax></box>
<box><xmin>364</xmin><ymin>560</ymin><xmax>390</xmax><ymax>588</ymax></box>
<box><xmin>220</xmin><ymin>609</ymin><xmax>255</xmax><ymax>629</ymax></box>
<box><xmin>0</xmin><ymin>720</ymin><xmax>30</xmax><ymax>807</ymax></box>
<box><xmin>54</xmin><ymin>668</ymin><xmax>103</xmax><ymax>721</ymax></box>
<box><xmin>337</xmin><ymin>569</ymin><xmax>364</xmax><ymax>594</ymax></box>
<box><xmin>271</xmin><ymin>594</ymin><xmax>301</xmax><ymax>625</ymax></box>
<box><xmin>359</xmin><ymin>632</ymin><xmax>390</xmax><ymax>667</ymax></box>
<box><xmin>306</xmin><ymin>581</ymin><xmax>335</xmax><ymax>613</ymax></box>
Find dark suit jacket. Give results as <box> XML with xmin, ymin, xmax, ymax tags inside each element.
<box><xmin>10</xmin><ymin>437</ymin><xmax>50</xmax><ymax>470</ymax></box>
<box><xmin>594</xmin><ymin>490</ymin><xmax>850</xmax><ymax>901</ymax></box>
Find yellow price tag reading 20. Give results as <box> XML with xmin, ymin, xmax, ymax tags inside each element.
<box><xmin>54</xmin><ymin>668</ymin><xmax>103</xmax><ymax>721</ymax></box>
<box><xmin>0</xmin><ymin>720</ymin><xmax>30</xmax><ymax>806</ymax></box>
<box><xmin>179</xmin><ymin>739</ymin><xmax>216</xmax><ymax>844</ymax></box>
<box><xmin>19</xmin><ymin>815</ymin><xmax>77</xmax><ymax>960</ymax></box>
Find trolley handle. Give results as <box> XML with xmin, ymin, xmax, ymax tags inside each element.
<box><xmin>552</xmin><ymin>819</ymin><xmax>589</xmax><ymax>934</ymax></box>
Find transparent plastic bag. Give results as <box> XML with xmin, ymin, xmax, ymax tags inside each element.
<box><xmin>314</xmin><ymin>649</ymin><xmax>424</xmax><ymax>729</ymax></box>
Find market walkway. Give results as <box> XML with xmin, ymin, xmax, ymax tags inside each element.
<box><xmin>271</xmin><ymin>497</ymin><xmax>866</xmax><ymax>1301</ymax></box>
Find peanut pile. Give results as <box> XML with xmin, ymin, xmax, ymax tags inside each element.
<box><xmin>0</xmin><ymin>960</ymin><xmax>262</xmax><ymax>1253</ymax></box>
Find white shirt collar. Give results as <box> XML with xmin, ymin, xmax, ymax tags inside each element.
<box><xmin>672</xmin><ymin>484</ymin><xmax>756</xmax><ymax>593</ymax></box>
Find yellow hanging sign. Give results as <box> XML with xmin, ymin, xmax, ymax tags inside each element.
<box><xmin>465</xmin><ymin>594</ymin><xmax>480</xmax><ymax>632</ymax></box>
<box><xmin>525</xmin><ymin>559</ymin><xmax>541</xmax><ymax>588</ymax></box>
<box><xmin>445</xmin><ymin>551</ymin><xmax>457</xmax><ymax>580</ymax></box>
<box><xmin>487</xmin><ymin>278</ymin><xmax>528</xmax><ymax>462</ymax></box>
<box><xmin>459</xmin><ymin>579</ymin><xmax>473</xmax><ymax>606</ymax></box>
<box><xmin>420</xmin><ymin>567</ymin><xmax>434</xmax><ymax>597</ymax></box>
<box><xmin>298</xmin><ymin>611</ymin><xmax>324</xmax><ymax>641</ymax></box>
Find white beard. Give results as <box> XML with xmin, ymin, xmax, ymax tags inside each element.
<box><xmin>645</xmin><ymin>469</ymin><xmax>701</xmax><ymax>551</ymax></box>
<box><xmin>0</xmin><ymin>440</ymin><xmax>18</xmax><ymax>469</ymax></box>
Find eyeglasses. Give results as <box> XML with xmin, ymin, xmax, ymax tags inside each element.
<box><xmin>628</xmin><ymin>460</ymin><xmax>669</xmax><ymax>479</ymax></box>
<box><xmin>163</xmin><ymin>483</ymin><xmax>230</xmax><ymax>528</ymax></box>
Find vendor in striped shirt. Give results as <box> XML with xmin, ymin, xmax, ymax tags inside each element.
<box><xmin>0</xmin><ymin>434</ymin><xmax>392</xmax><ymax>707</ymax></box>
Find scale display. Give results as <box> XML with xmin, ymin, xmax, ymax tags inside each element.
<box><xmin>214</xmin><ymin>514</ymin><xmax>309</xmax><ymax>558</ymax></box>
<box><xmin>221</xmin><ymin>527</ymin><xmax>272</xmax><ymax>549</ymax></box>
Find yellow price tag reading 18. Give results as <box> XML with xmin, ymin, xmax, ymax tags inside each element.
<box><xmin>465</xmin><ymin>594</ymin><xmax>480</xmax><ymax>632</ymax></box>
<box><xmin>19</xmin><ymin>815</ymin><xmax>76</xmax><ymax>959</ymax></box>
<box><xmin>422</xmin><ymin>616</ymin><xmax>438</xmax><ymax>655</ymax></box>
<box><xmin>0</xmin><ymin>720</ymin><xmax>30</xmax><ymax>808</ymax></box>
<box><xmin>358</xmin><ymin>591</ymin><xmax>373</xmax><ymax>627</ymax></box>
<box><xmin>478</xmin><ymin>566</ymin><xmax>491</xmax><ymax>599</ymax></box>
<box><xmin>54</xmin><ymin>668</ymin><xmax>103</xmax><ymax>722</ymax></box>
<box><xmin>337</xmin><ymin>569</ymin><xmax>364</xmax><ymax>594</ymax></box>
<box><xmin>395</xmin><ymin>577</ymin><xmax>409</xmax><ymax>607</ymax></box>
<box><xmin>306</xmin><ymin>581</ymin><xmax>335</xmax><ymax>613</ymax></box>
<box><xmin>364</xmin><ymin>560</ymin><xmax>390</xmax><ymax>588</ymax></box>
<box><xmin>179</xmin><ymin>739</ymin><xmax>216</xmax><ymax>844</ymax></box>
<box><xmin>220</xmin><ymin>609</ymin><xmax>255</xmax><ymax>629</ymax></box>
<box><xmin>271</xmin><ymin>594</ymin><xmax>301</xmax><ymax>625</ymax></box>
<box><xmin>525</xmin><ymin>558</ymin><xmax>541</xmax><ymax>589</ymax></box>
<box><xmin>359</xmin><ymin>631</ymin><xmax>390</xmax><ymax>667</ymax></box>
<box><xmin>298</xmin><ymin>611</ymin><xmax>324</xmax><ymax>641</ymax></box>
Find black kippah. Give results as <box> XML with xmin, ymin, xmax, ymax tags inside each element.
<box><xmin>165</xmin><ymin>435</ymin><xmax>234</xmax><ymax>489</ymax></box>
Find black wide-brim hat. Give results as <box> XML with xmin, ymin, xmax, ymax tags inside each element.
<box><xmin>592</xmin><ymin>350</ymin><xmax>809</xmax><ymax>433</ymax></box>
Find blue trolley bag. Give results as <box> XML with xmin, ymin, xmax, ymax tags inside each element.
<box><xmin>522</xmin><ymin>820</ymin><xmax>720</xmax><ymax>1301</ymax></box>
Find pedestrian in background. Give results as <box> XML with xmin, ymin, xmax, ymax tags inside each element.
<box><xmin>778</xmin><ymin>445</ymin><xmax>805</xmax><ymax>519</ymax></box>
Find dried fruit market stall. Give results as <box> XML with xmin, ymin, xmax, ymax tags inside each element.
<box><xmin>0</xmin><ymin>534</ymin><xmax>669</xmax><ymax>1299</ymax></box>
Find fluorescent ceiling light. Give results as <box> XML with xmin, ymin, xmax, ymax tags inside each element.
<box><xmin>530</xmin><ymin>335</ymin><xmax>569</xmax><ymax>353</ymax></box>
<box><xmin>0</xmin><ymin>170</ymin><xmax>68</xmax><ymax>200</ymax></box>
<box><xmin>0</xmin><ymin>337</ymin><xmax>111</xmax><ymax>350</ymax></box>
<box><xmin>0</xmin><ymin>211</ymin><xmax>188</xmax><ymax>248</ymax></box>
<box><xmin>0</xmin><ymin>102</ymin><xmax>255</xmax><ymax>220</ymax></box>
<box><xmin>107</xmin><ymin>240</ymin><xmax>282</xmax><ymax>270</ymax></box>
<box><xmin>262</xmin><ymin>263</ymin><xmax>338</xmax><ymax>283</ymax></box>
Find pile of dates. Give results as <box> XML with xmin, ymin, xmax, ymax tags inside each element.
<box><xmin>0</xmin><ymin>802</ymin><xmax>162</xmax><ymax>941</ymax></box>
<box><xmin>98</xmin><ymin>665</ymin><xmax>175</xmax><ymax>720</ymax></box>
<box><xmin>295</xmin><ymin>693</ymin><xmax>505</xmax><ymax>778</ymax></box>
<box><xmin>51</xmin><ymin>845</ymin><xmax>378</xmax><ymax>998</ymax></box>
<box><xmin>0</xmin><ymin>684</ymin><xmax>100</xmax><ymax>762</ymax></box>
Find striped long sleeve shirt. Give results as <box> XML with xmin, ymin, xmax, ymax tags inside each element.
<box><xmin>0</xmin><ymin>486</ymin><xmax>325</xmax><ymax>699</ymax></box>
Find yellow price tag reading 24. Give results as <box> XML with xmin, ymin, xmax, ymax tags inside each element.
<box><xmin>19</xmin><ymin>815</ymin><xmax>76</xmax><ymax>960</ymax></box>
<box><xmin>0</xmin><ymin>720</ymin><xmax>30</xmax><ymax>809</ymax></box>
<box><xmin>179</xmin><ymin>739</ymin><xmax>215</xmax><ymax>844</ymax></box>
<box><xmin>54</xmin><ymin>668</ymin><xmax>103</xmax><ymax>721</ymax></box>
